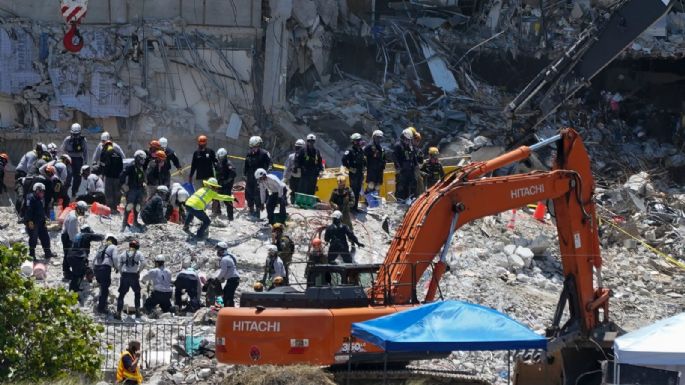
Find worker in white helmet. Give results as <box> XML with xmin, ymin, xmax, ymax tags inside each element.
<box><xmin>141</xmin><ymin>254</ymin><xmax>173</xmax><ymax>314</ymax></box>
<box><xmin>167</xmin><ymin>182</ymin><xmax>190</xmax><ymax>223</ymax></box>
<box><xmin>364</xmin><ymin>130</ymin><xmax>386</xmax><ymax>195</ymax></box>
<box><xmin>244</xmin><ymin>136</ymin><xmax>272</xmax><ymax>217</ymax></box>
<box><xmin>158</xmin><ymin>137</ymin><xmax>182</xmax><ymax>175</ymax></box>
<box><xmin>214</xmin><ymin>148</ymin><xmax>236</xmax><ymax>220</ymax></box>
<box><xmin>119</xmin><ymin>150</ymin><xmax>148</xmax><ymax>232</ymax></box>
<box><xmin>392</xmin><ymin>128</ymin><xmax>420</xmax><ymax>201</ymax></box>
<box><xmin>91</xmin><ymin>131</ymin><xmax>125</xmax><ymax>165</ymax></box>
<box><xmin>324</xmin><ymin>210</ymin><xmax>364</xmax><ymax>264</ymax></box>
<box><xmin>255</xmin><ymin>168</ymin><xmax>287</xmax><ymax>225</ymax></box>
<box><xmin>60</xmin><ymin>123</ymin><xmax>88</xmax><ymax>196</ymax></box>
<box><xmin>283</xmin><ymin>139</ymin><xmax>305</xmax><ymax>204</ymax></box>
<box><xmin>24</xmin><ymin>182</ymin><xmax>55</xmax><ymax>260</ymax></box>
<box><xmin>295</xmin><ymin>134</ymin><xmax>324</xmax><ymax>196</ymax></box>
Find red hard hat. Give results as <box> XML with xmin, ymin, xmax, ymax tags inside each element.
<box><xmin>0</xmin><ymin>153</ymin><xmax>8</xmax><ymax>162</ymax></box>
<box><xmin>198</xmin><ymin>135</ymin><xmax>208</xmax><ymax>145</ymax></box>
<box><xmin>44</xmin><ymin>165</ymin><xmax>56</xmax><ymax>176</ymax></box>
<box><xmin>311</xmin><ymin>238</ymin><xmax>322</xmax><ymax>248</ymax></box>
<box><xmin>149</xmin><ymin>140</ymin><xmax>161</xmax><ymax>150</ymax></box>
<box><xmin>155</xmin><ymin>150</ymin><xmax>167</xmax><ymax>160</ymax></box>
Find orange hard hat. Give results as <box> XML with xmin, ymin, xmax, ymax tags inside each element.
<box><xmin>155</xmin><ymin>150</ymin><xmax>167</xmax><ymax>160</ymax></box>
<box><xmin>311</xmin><ymin>238</ymin><xmax>322</xmax><ymax>248</ymax></box>
<box><xmin>149</xmin><ymin>140</ymin><xmax>161</xmax><ymax>150</ymax></box>
<box><xmin>198</xmin><ymin>135</ymin><xmax>208</xmax><ymax>145</ymax></box>
<box><xmin>0</xmin><ymin>153</ymin><xmax>8</xmax><ymax>162</ymax></box>
<box><xmin>44</xmin><ymin>165</ymin><xmax>56</xmax><ymax>176</ymax></box>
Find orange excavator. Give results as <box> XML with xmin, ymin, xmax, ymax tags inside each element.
<box><xmin>216</xmin><ymin>128</ymin><xmax>616</xmax><ymax>384</ymax></box>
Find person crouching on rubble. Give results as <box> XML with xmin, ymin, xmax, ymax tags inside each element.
<box><xmin>183</xmin><ymin>177</ymin><xmax>234</xmax><ymax>240</ymax></box>
<box><xmin>324</xmin><ymin>210</ymin><xmax>364</xmax><ymax>264</ymax></box>
<box><xmin>174</xmin><ymin>260</ymin><xmax>202</xmax><ymax>313</ymax></box>
<box><xmin>117</xmin><ymin>340</ymin><xmax>143</xmax><ymax>385</ymax></box>
<box><xmin>262</xmin><ymin>245</ymin><xmax>286</xmax><ymax>289</ymax></box>
<box><xmin>215</xmin><ymin>241</ymin><xmax>240</xmax><ymax>307</ymax></box>
<box><xmin>255</xmin><ymin>168</ymin><xmax>287</xmax><ymax>225</ymax></box>
<box><xmin>167</xmin><ymin>183</ymin><xmax>190</xmax><ymax>223</ymax></box>
<box><xmin>141</xmin><ymin>185</ymin><xmax>169</xmax><ymax>226</ymax></box>
<box><xmin>421</xmin><ymin>147</ymin><xmax>445</xmax><ymax>189</ymax></box>
<box><xmin>142</xmin><ymin>254</ymin><xmax>173</xmax><ymax>314</ymax></box>
<box><xmin>67</xmin><ymin>225</ymin><xmax>104</xmax><ymax>296</ymax></box>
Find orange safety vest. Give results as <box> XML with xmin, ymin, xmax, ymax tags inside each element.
<box><xmin>116</xmin><ymin>351</ymin><xmax>143</xmax><ymax>384</ymax></box>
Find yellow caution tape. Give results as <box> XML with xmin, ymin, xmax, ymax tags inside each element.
<box><xmin>598</xmin><ymin>213</ymin><xmax>685</xmax><ymax>271</ymax></box>
<box><xmin>171</xmin><ymin>165</ymin><xmax>191</xmax><ymax>177</ymax></box>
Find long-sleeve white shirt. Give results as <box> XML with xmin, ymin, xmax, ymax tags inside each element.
<box><xmin>93</xmin><ymin>244</ymin><xmax>119</xmax><ymax>268</ymax></box>
<box><xmin>266</xmin><ymin>256</ymin><xmax>286</xmax><ymax>280</ymax></box>
<box><xmin>16</xmin><ymin>151</ymin><xmax>38</xmax><ymax>174</ymax></box>
<box><xmin>216</xmin><ymin>253</ymin><xmax>240</xmax><ymax>281</ymax></box>
<box><xmin>177</xmin><ymin>268</ymin><xmax>203</xmax><ymax>295</ymax></box>
<box><xmin>61</xmin><ymin>211</ymin><xmax>80</xmax><ymax>240</ymax></box>
<box><xmin>141</xmin><ymin>267</ymin><xmax>173</xmax><ymax>292</ymax></box>
<box><xmin>258</xmin><ymin>174</ymin><xmax>286</xmax><ymax>203</ymax></box>
<box><xmin>119</xmin><ymin>250</ymin><xmax>145</xmax><ymax>274</ymax></box>
<box><xmin>85</xmin><ymin>174</ymin><xmax>105</xmax><ymax>194</ymax></box>
<box><xmin>40</xmin><ymin>160</ymin><xmax>69</xmax><ymax>183</ymax></box>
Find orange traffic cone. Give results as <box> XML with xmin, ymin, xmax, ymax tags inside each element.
<box><xmin>533</xmin><ymin>201</ymin><xmax>546</xmax><ymax>222</ymax></box>
<box><xmin>507</xmin><ymin>209</ymin><xmax>517</xmax><ymax>230</ymax></box>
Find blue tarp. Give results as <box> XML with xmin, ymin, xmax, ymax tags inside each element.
<box><xmin>351</xmin><ymin>300</ymin><xmax>547</xmax><ymax>352</ymax></box>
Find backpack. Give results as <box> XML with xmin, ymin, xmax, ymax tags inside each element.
<box><xmin>101</xmin><ymin>147</ymin><xmax>123</xmax><ymax>177</ymax></box>
<box><xmin>96</xmin><ymin>245</ymin><xmax>110</xmax><ymax>264</ymax></box>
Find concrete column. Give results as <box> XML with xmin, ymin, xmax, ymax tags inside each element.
<box><xmin>261</xmin><ymin>0</ymin><xmax>292</xmax><ymax>112</ymax></box>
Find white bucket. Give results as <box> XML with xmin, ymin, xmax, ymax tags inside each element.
<box><xmin>20</xmin><ymin>260</ymin><xmax>33</xmax><ymax>277</ymax></box>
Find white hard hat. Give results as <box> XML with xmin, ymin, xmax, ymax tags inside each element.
<box><xmin>60</xmin><ymin>154</ymin><xmax>72</xmax><ymax>164</ymax></box>
<box><xmin>100</xmin><ymin>132</ymin><xmax>111</xmax><ymax>142</ymax></box>
<box><xmin>105</xmin><ymin>233</ymin><xmax>117</xmax><ymax>243</ymax></box>
<box><xmin>80</xmin><ymin>224</ymin><xmax>93</xmax><ymax>233</ymax></box>
<box><xmin>216</xmin><ymin>241</ymin><xmax>228</xmax><ymax>250</ymax></box>
<box><xmin>156</xmin><ymin>185</ymin><xmax>169</xmax><ymax>194</ymax></box>
<box><xmin>76</xmin><ymin>200</ymin><xmax>88</xmax><ymax>212</ymax></box>
<box><xmin>332</xmin><ymin>210</ymin><xmax>343</xmax><ymax>220</ymax></box>
<box><xmin>47</xmin><ymin>143</ymin><xmax>57</xmax><ymax>151</ymax></box>
<box><xmin>306</xmin><ymin>134</ymin><xmax>316</xmax><ymax>141</ymax></box>
<box><xmin>40</xmin><ymin>143</ymin><xmax>48</xmax><ymax>152</ymax></box>
<box><xmin>267</xmin><ymin>245</ymin><xmax>278</xmax><ymax>254</ymax></box>
<box><xmin>206</xmin><ymin>177</ymin><xmax>219</xmax><ymax>186</ymax></box>
<box><xmin>295</xmin><ymin>139</ymin><xmax>305</xmax><ymax>147</ymax></box>
<box><xmin>33</xmin><ymin>182</ymin><xmax>45</xmax><ymax>192</ymax></box>
<box><xmin>254</xmin><ymin>168</ymin><xmax>267</xmax><ymax>179</ymax></box>
<box><xmin>81</xmin><ymin>165</ymin><xmax>90</xmax><ymax>173</ymax></box>
<box><xmin>134</xmin><ymin>150</ymin><xmax>147</xmax><ymax>159</ymax></box>
<box><xmin>372</xmin><ymin>130</ymin><xmax>384</xmax><ymax>138</ymax></box>
<box><xmin>217</xmin><ymin>148</ymin><xmax>227</xmax><ymax>159</ymax></box>
<box><xmin>177</xmin><ymin>189</ymin><xmax>189</xmax><ymax>203</ymax></box>
<box><xmin>350</xmin><ymin>133</ymin><xmax>362</xmax><ymax>141</ymax></box>
<box><xmin>401</xmin><ymin>128</ymin><xmax>413</xmax><ymax>140</ymax></box>
<box><xmin>159</xmin><ymin>137</ymin><xmax>168</xmax><ymax>149</ymax></box>
<box><xmin>70</xmin><ymin>123</ymin><xmax>82</xmax><ymax>134</ymax></box>
<box><xmin>154</xmin><ymin>254</ymin><xmax>166</xmax><ymax>263</ymax></box>
<box><xmin>249</xmin><ymin>136</ymin><xmax>263</xmax><ymax>147</ymax></box>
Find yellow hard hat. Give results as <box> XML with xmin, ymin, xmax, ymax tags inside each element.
<box><xmin>272</xmin><ymin>223</ymin><xmax>284</xmax><ymax>232</ymax></box>
<box><xmin>428</xmin><ymin>147</ymin><xmax>439</xmax><ymax>156</ymax></box>
<box><xmin>203</xmin><ymin>177</ymin><xmax>220</xmax><ymax>188</ymax></box>
<box><xmin>336</xmin><ymin>175</ymin><xmax>346</xmax><ymax>184</ymax></box>
<box><xmin>273</xmin><ymin>276</ymin><xmax>284</xmax><ymax>286</ymax></box>
<box><xmin>407</xmin><ymin>126</ymin><xmax>417</xmax><ymax>135</ymax></box>
<box><xmin>253</xmin><ymin>282</ymin><xmax>264</xmax><ymax>292</ymax></box>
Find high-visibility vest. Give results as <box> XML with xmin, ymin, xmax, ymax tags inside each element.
<box><xmin>185</xmin><ymin>187</ymin><xmax>233</xmax><ymax>211</ymax></box>
<box><xmin>116</xmin><ymin>351</ymin><xmax>143</xmax><ymax>384</ymax></box>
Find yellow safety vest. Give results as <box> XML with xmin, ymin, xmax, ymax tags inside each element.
<box><xmin>185</xmin><ymin>187</ymin><xmax>233</xmax><ymax>211</ymax></box>
<box><xmin>116</xmin><ymin>351</ymin><xmax>143</xmax><ymax>384</ymax></box>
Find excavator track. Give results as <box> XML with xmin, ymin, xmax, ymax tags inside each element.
<box><xmin>332</xmin><ymin>367</ymin><xmax>491</xmax><ymax>385</ymax></box>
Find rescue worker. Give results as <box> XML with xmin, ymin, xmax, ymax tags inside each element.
<box><xmin>329</xmin><ymin>175</ymin><xmax>354</xmax><ymax>229</ymax></box>
<box><xmin>120</xmin><ymin>150</ymin><xmax>147</xmax><ymax>231</ymax></box>
<box><xmin>60</xmin><ymin>123</ymin><xmax>88</xmax><ymax>196</ymax></box>
<box><xmin>364</xmin><ymin>130</ymin><xmax>386</xmax><ymax>194</ymax></box>
<box><xmin>215</xmin><ymin>241</ymin><xmax>240</xmax><ymax>307</ymax></box>
<box><xmin>144</xmin><ymin>140</ymin><xmax>162</xmax><ymax>169</ymax></box>
<box><xmin>145</xmin><ymin>150</ymin><xmax>170</xmax><ymax>196</ymax></box>
<box><xmin>98</xmin><ymin>140</ymin><xmax>125</xmax><ymax>212</ymax></box>
<box><xmin>159</xmin><ymin>137</ymin><xmax>182</xmax><ymax>174</ymax></box>
<box><xmin>342</xmin><ymin>133</ymin><xmax>366</xmax><ymax>212</ymax></box>
<box><xmin>0</xmin><ymin>153</ymin><xmax>8</xmax><ymax>198</ymax></box>
<box><xmin>15</xmin><ymin>144</ymin><xmax>50</xmax><ymax>179</ymax></box>
<box><xmin>255</xmin><ymin>168</ymin><xmax>286</xmax><ymax>225</ymax></box>
<box><xmin>411</xmin><ymin>129</ymin><xmax>426</xmax><ymax>195</ymax></box>
<box><xmin>393</xmin><ymin>128</ymin><xmax>419</xmax><ymax>201</ymax></box>
<box><xmin>116</xmin><ymin>340</ymin><xmax>142</xmax><ymax>385</ymax></box>
<box><xmin>142</xmin><ymin>254</ymin><xmax>173</xmax><ymax>314</ymax></box>
<box><xmin>67</xmin><ymin>225</ymin><xmax>105</xmax><ymax>294</ymax></box>
<box><xmin>116</xmin><ymin>240</ymin><xmax>145</xmax><ymax>319</ymax></box>
<box><xmin>324</xmin><ymin>210</ymin><xmax>364</xmax><ymax>264</ymax></box>
<box><xmin>24</xmin><ymin>183</ymin><xmax>54</xmax><ymax>260</ymax></box>
<box><xmin>261</xmin><ymin>245</ymin><xmax>286</xmax><ymax>288</ymax></box>
<box><xmin>46</xmin><ymin>143</ymin><xmax>58</xmax><ymax>160</ymax></box>
<box><xmin>76</xmin><ymin>165</ymin><xmax>106</xmax><ymax>204</ymax></box>
<box><xmin>184</xmin><ymin>177</ymin><xmax>234</xmax><ymax>239</ymax></box>
<box><xmin>283</xmin><ymin>139</ymin><xmax>304</xmax><ymax>203</ymax></box>
<box><xmin>305</xmin><ymin>237</ymin><xmax>326</xmax><ymax>281</ymax></box>
<box><xmin>421</xmin><ymin>147</ymin><xmax>444</xmax><ymax>188</ymax></box>
<box><xmin>38</xmin><ymin>164</ymin><xmax>59</xmax><ymax>216</ymax></box>
<box><xmin>56</xmin><ymin>154</ymin><xmax>73</xmax><ymax>207</ymax></box>
<box><xmin>174</xmin><ymin>261</ymin><xmax>202</xmax><ymax>312</ymax></box>
<box><xmin>295</xmin><ymin>134</ymin><xmax>324</xmax><ymax>196</ymax></box>
<box><xmin>270</xmin><ymin>276</ymin><xmax>285</xmax><ymax>290</ymax></box>
<box><xmin>39</xmin><ymin>156</ymin><xmax>69</xmax><ymax>194</ymax></box>
<box><xmin>141</xmin><ymin>185</ymin><xmax>168</xmax><ymax>225</ymax></box>
<box><xmin>91</xmin><ymin>131</ymin><xmax>125</xmax><ymax>165</ymax></box>
<box><xmin>244</xmin><ymin>136</ymin><xmax>271</xmax><ymax>217</ymax></box>
<box><xmin>188</xmin><ymin>135</ymin><xmax>217</xmax><ymax>192</ymax></box>
<box><xmin>166</xmin><ymin>183</ymin><xmax>189</xmax><ymax>222</ymax></box>
<box><xmin>93</xmin><ymin>234</ymin><xmax>119</xmax><ymax>315</ymax></box>
<box><xmin>214</xmin><ymin>148</ymin><xmax>236</xmax><ymax>220</ymax></box>
<box><xmin>271</xmin><ymin>223</ymin><xmax>294</xmax><ymax>284</ymax></box>
<box><xmin>61</xmin><ymin>200</ymin><xmax>88</xmax><ymax>281</ymax></box>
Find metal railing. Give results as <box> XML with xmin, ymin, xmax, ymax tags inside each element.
<box><xmin>97</xmin><ymin>321</ymin><xmax>194</xmax><ymax>370</ymax></box>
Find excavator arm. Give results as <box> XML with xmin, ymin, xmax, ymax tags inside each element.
<box><xmin>504</xmin><ymin>0</ymin><xmax>674</xmax><ymax>133</ymax></box>
<box><xmin>375</xmin><ymin>128</ymin><xmax>609</xmax><ymax>334</ymax></box>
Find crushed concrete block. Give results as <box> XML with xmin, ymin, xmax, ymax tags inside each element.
<box><xmin>198</xmin><ymin>368</ymin><xmax>212</xmax><ymax>379</ymax></box>
<box><xmin>515</xmin><ymin>247</ymin><xmax>534</xmax><ymax>267</ymax></box>
<box><xmin>293</xmin><ymin>0</ymin><xmax>319</xmax><ymax>29</ymax></box>
<box><xmin>503</xmin><ymin>244</ymin><xmax>517</xmax><ymax>255</ymax></box>
<box><xmin>507</xmin><ymin>254</ymin><xmax>525</xmax><ymax>272</ymax></box>
<box><xmin>172</xmin><ymin>373</ymin><xmax>185</xmax><ymax>384</ymax></box>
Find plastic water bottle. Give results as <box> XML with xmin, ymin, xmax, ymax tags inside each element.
<box><xmin>216</xmin><ymin>296</ymin><xmax>224</xmax><ymax>307</ymax></box>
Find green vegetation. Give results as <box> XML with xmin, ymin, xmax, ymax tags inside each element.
<box><xmin>0</xmin><ymin>244</ymin><xmax>103</xmax><ymax>382</ymax></box>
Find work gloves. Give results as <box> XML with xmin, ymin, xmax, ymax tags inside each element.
<box><xmin>27</xmin><ymin>221</ymin><xmax>35</xmax><ymax>230</ymax></box>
